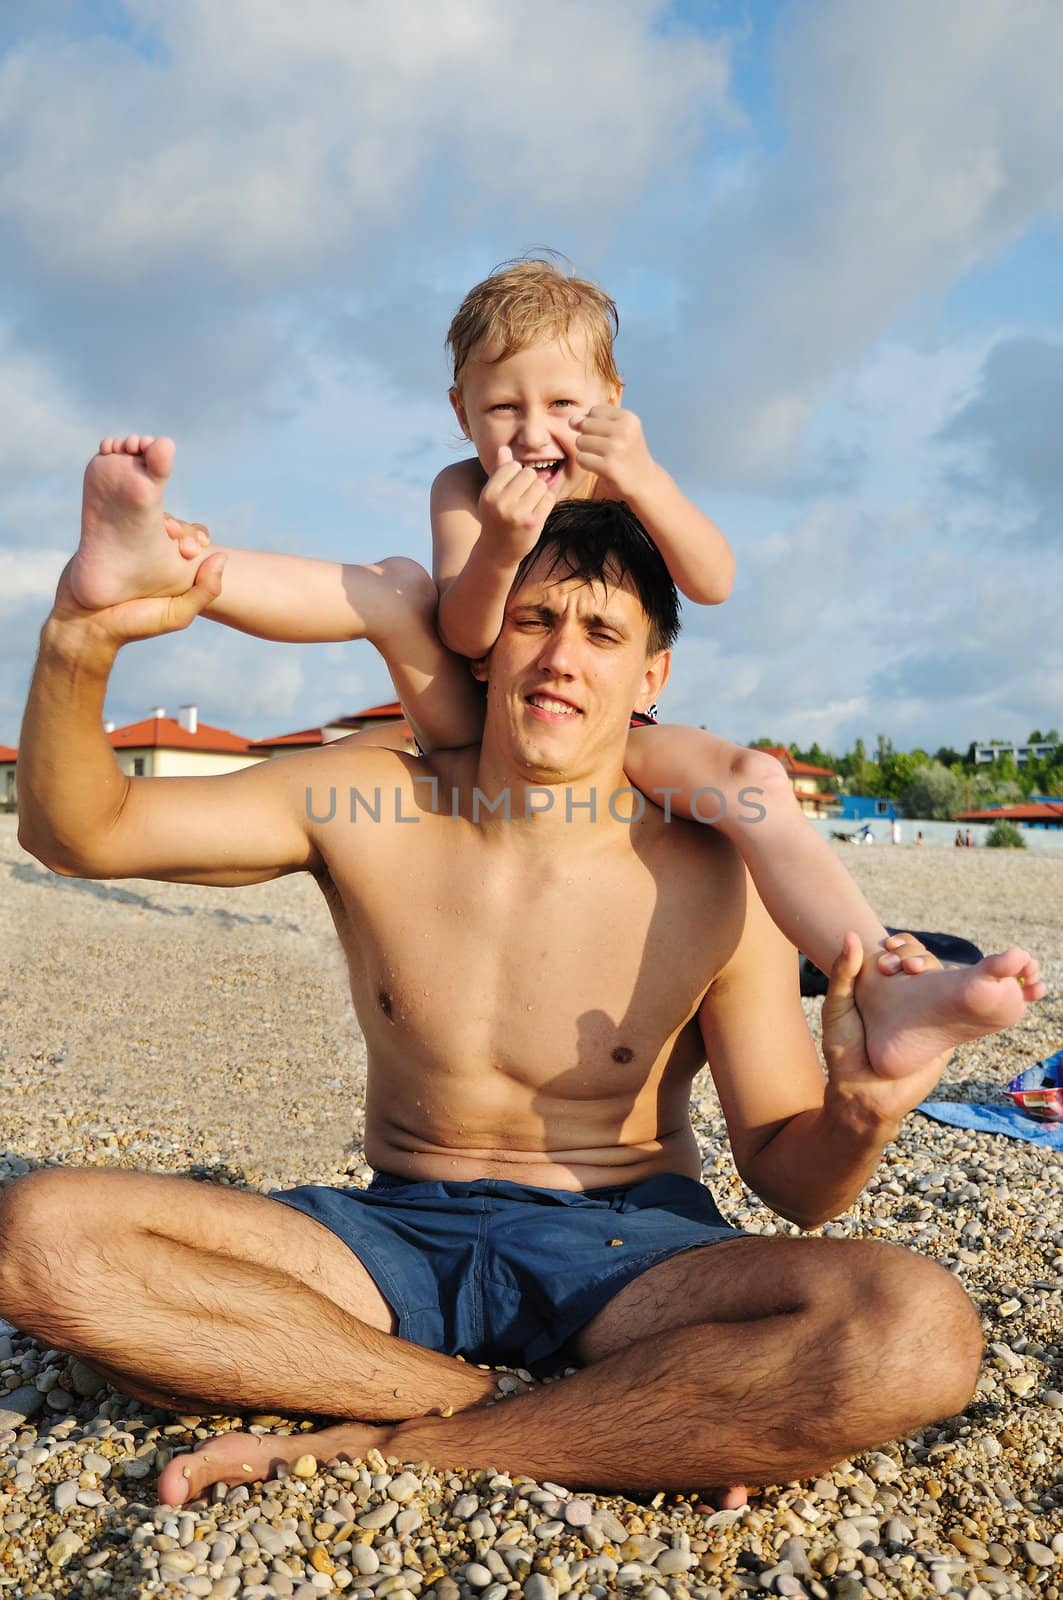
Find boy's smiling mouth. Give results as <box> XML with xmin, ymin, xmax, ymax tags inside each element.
<box><xmin>522</xmin><ymin>458</ymin><xmax>565</xmax><ymax>487</ymax></box>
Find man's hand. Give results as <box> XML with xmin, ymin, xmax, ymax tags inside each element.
<box><xmin>571</xmin><ymin>405</ymin><xmax>658</xmax><ymax>501</ymax></box>
<box><xmin>821</xmin><ymin>932</ymin><xmax>953</xmax><ymax>1133</ymax></box>
<box><xmin>478</xmin><ymin>446</ymin><xmax>556</xmax><ymax>563</ymax></box>
<box><xmin>50</xmin><ymin>550</ymin><xmax>226</xmax><ymax>651</ymax></box>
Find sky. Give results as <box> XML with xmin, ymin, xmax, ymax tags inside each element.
<box><xmin>1</xmin><ymin>0</ymin><xmax>1061</xmax><ymax>754</ymax></box>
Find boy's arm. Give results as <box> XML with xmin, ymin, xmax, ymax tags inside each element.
<box><xmin>18</xmin><ymin>570</ymin><xmax>320</xmax><ymax>885</ymax></box>
<box><xmin>573</xmin><ymin>407</ymin><xmax>735</xmax><ymax>604</ymax></box>
<box><xmin>698</xmin><ymin>881</ymin><xmax>949</xmax><ymax>1228</ymax></box>
<box><xmin>432</xmin><ymin>456</ymin><xmax>554</xmax><ymax>658</ymax></box>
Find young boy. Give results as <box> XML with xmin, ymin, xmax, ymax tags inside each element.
<box><xmin>70</xmin><ymin>259</ymin><xmax>1042</xmax><ymax>1077</ymax></box>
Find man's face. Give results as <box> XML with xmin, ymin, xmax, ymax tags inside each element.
<box><xmin>476</xmin><ymin>554</ymin><xmax>670</xmax><ymax>782</ymax></box>
<box><xmin>451</xmin><ymin>324</ymin><xmax>621</xmax><ymax>498</ymax></box>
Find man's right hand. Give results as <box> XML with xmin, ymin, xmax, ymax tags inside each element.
<box><xmin>49</xmin><ymin>550</ymin><xmax>227</xmax><ymax>651</ymax></box>
<box><xmin>477</xmin><ymin>446</ymin><xmax>555</xmax><ymax>564</ymax></box>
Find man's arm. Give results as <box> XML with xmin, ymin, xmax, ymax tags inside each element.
<box><xmin>18</xmin><ymin>571</ymin><xmax>320</xmax><ymax>886</ymax></box>
<box><xmin>698</xmin><ymin>882</ymin><xmax>930</xmax><ymax>1228</ymax></box>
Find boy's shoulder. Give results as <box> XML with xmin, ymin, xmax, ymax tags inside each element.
<box><xmin>431</xmin><ymin>456</ymin><xmax>486</xmax><ymax>510</ymax></box>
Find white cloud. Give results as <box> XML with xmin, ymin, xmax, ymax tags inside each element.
<box><xmin>0</xmin><ymin>1</ymin><xmax>731</xmax><ymax>280</ymax></box>
<box><xmin>654</xmin><ymin>0</ymin><xmax>1063</xmax><ymax>485</ymax></box>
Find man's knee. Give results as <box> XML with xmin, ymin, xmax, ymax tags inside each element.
<box><xmin>0</xmin><ymin>1168</ymin><xmax>98</xmax><ymax>1324</ymax></box>
<box><xmin>830</xmin><ymin>1242</ymin><xmax>982</xmax><ymax>1423</ymax></box>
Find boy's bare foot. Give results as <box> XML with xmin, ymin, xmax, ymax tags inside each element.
<box><xmin>157</xmin><ymin>1423</ymin><xmax>387</xmax><ymax>1507</ymax></box>
<box><xmin>70</xmin><ymin>435</ymin><xmax>203</xmax><ymax>609</ymax></box>
<box><xmin>860</xmin><ymin>936</ymin><xmax>1045</xmax><ymax>1080</ymax></box>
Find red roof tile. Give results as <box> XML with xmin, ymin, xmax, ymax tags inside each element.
<box><xmin>758</xmin><ymin>745</ymin><xmax>839</xmax><ymax>778</ymax></box>
<box><xmin>0</xmin><ymin>745</ymin><xmax>17</xmax><ymax>761</ymax></box>
<box><xmin>107</xmin><ymin>715</ymin><xmax>253</xmax><ymax>754</ymax></box>
<box><xmin>956</xmin><ymin>802</ymin><xmax>1063</xmax><ymax>824</ymax></box>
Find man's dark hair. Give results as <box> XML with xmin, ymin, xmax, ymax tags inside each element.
<box><xmin>513</xmin><ymin>500</ymin><xmax>681</xmax><ymax>654</ymax></box>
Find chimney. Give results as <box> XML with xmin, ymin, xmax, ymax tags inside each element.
<box><xmin>177</xmin><ymin>704</ymin><xmax>198</xmax><ymax>735</ymax></box>
<box><xmin>151</xmin><ymin>706</ymin><xmax>165</xmax><ymax>719</ymax></box>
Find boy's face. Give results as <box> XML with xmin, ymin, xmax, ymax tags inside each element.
<box><xmin>451</xmin><ymin>324</ymin><xmax>621</xmax><ymax>500</ymax></box>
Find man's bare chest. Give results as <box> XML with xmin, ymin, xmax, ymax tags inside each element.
<box><xmin>321</xmin><ymin>824</ymin><xmax>735</xmax><ymax>1081</ymax></box>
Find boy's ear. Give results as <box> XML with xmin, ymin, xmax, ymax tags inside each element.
<box><xmin>469</xmin><ymin>653</ymin><xmax>490</xmax><ymax>683</ymax></box>
<box><xmin>610</xmin><ymin>381</ymin><xmax>624</xmax><ymax>408</ymax></box>
<box><xmin>449</xmin><ymin>386</ymin><xmax>470</xmax><ymax>438</ymax></box>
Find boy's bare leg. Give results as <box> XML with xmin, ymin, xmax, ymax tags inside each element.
<box><xmin>161</xmin><ymin>1233</ymin><xmax>982</xmax><ymax>1505</ymax></box>
<box><xmin>0</xmin><ymin>1168</ymin><xmax>496</xmax><ymax>1422</ymax></box>
<box><xmin>625</xmin><ymin>725</ymin><xmax>1046</xmax><ymax>1078</ymax></box>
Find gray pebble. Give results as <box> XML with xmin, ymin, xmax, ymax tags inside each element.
<box><xmin>778</xmin><ymin>1537</ymin><xmax>812</xmax><ymax>1577</ymax></box>
<box><xmin>464</xmin><ymin>1563</ymin><xmax>493</xmax><ymax>1587</ymax></box>
<box><xmin>563</xmin><ymin>1498</ymin><xmax>593</xmax><ymax>1526</ymax></box>
<box><xmin>358</xmin><ymin>1499</ymin><xmax>400</xmax><ymax>1529</ymax></box>
<box><xmin>655</xmin><ymin>1548</ymin><xmax>695</xmax><ymax>1574</ymax></box>
<box><xmin>53</xmin><ymin>1479</ymin><xmax>79</xmax><ymax>1513</ymax></box>
<box><xmin>452</xmin><ymin>1493</ymin><xmax>479</xmax><ymax>1518</ymax></box>
<box><xmin>351</xmin><ymin>1544</ymin><xmax>379</xmax><ymax>1575</ymax></box>
<box><xmin>0</xmin><ymin>1384</ymin><xmax>45</xmax><ymax>1427</ymax></box>
<box><xmin>1023</xmin><ymin>1541</ymin><xmax>1054</xmax><ymax>1567</ymax></box>
<box><xmin>523</xmin><ymin>1577</ymin><xmax>558</xmax><ymax>1600</ymax></box>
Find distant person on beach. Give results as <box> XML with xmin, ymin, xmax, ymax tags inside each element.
<box><xmin>891</xmin><ymin>818</ymin><xmax>902</xmax><ymax>845</ymax></box>
<box><xmin>955</xmin><ymin>829</ymin><xmax>965</xmax><ymax>847</ymax></box>
<box><xmin>3</xmin><ymin>450</ymin><xmax>1046</xmax><ymax>1506</ymax></box>
<box><xmin>965</xmin><ymin>829</ymin><xmax>974</xmax><ymax>848</ymax></box>
<box><xmin>917</xmin><ymin>830</ymin><xmax>925</xmax><ymax>846</ymax></box>
<box><xmin>64</xmin><ymin>258</ymin><xmax>956</xmax><ymax>1069</ymax></box>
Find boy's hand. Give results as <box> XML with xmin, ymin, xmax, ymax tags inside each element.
<box><xmin>571</xmin><ymin>405</ymin><xmax>658</xmax><ymax>501</ymax></box>
<box><xmin>478</xmin><ymin>446</ymin><xmax>556</xmax><ymax>563</ymax></box>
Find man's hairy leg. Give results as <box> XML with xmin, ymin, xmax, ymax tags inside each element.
<box><xmin>0</xmin><ymin>1168</ymin><xmax>495</xmax><ymax>1422</ymax></box>
<box><xmin>163</xmin><ymin>1235</ymin><xmax>983</xmax><ymax>1504</ymax></box>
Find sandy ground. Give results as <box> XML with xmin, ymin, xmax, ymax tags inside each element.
<box><xmin>1</xmin><ymin>817</ymin><xmax>1060</xmax><ymax>1597</ymax></box>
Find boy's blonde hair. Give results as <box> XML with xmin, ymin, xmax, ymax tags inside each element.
<box><xmin>447</xmin><ymin>256</ymin><xmax>621</xmax><ymax>392</ymax></box>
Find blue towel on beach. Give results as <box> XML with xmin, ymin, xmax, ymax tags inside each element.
<box><xmin>919</xmin><ymin>1100</ymin><xmax>1063</xmax><ymax>1148</ymax></box>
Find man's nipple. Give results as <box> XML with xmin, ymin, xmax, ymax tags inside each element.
<box><xmin>378</xmin><ymin>990</ymin><xmax>394</xmax><ymax>1021</ymax></box>
<box><xmin>612</xmin><ymin>1045</ymin><xmax>634</xmax><ymax>1064</ymax></box>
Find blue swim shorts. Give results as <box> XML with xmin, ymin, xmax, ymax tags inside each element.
<box><xmin>273</xmin><ymin>1170</ymin><xmax>743</xmax><ymax>1375</ymax></box>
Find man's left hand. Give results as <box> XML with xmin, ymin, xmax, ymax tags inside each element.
<box><xmin>571</xmin><ymin>405</ymin><xmax>658</xmax><ymax>502</ymax></box>
<box><xmin>820</xmin><ymin>932</ymin><xmax>953</xmax><ymax>1133</ymax></box>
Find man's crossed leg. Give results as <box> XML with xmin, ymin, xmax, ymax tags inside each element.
<box><xmin>0</xmin><ymin>1167</ymin><xmax>982</xmax><ymax>1506</ymax></box>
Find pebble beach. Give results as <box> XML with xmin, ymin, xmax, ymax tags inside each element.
<box><xmin>1</xmin><ymin>814</ymin><xmax>1060</xmax><ymax>1599</ymax></box>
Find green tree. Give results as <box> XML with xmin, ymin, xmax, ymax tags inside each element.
<box><xmin>901</xmin><ymin>762</ymin><xmax>967</xmax><ymax>820</ymax></box>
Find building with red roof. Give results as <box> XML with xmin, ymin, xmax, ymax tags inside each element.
<box><xmin>0</xmin><ymin>745</ymin><xmax>17</xmax><ymax>811</ymax></box>
<box><xmin>956</xmin><ymin>801</ymin><xmax>1063</xmax><ymax>830</ymax></box>
<box><xmin>250</xmin><ymin>700</ymin><xmax>415</xmax><ymax>757</ymax></box>
<box><xmin>757</xmin><ymin>746</ymin><xmax>842</xmax><ymax>818</ymax></box>
<box><xmin>103</xmin><ymin>705</ymin><xmax>261</xmax><ymax>779</ymax></box>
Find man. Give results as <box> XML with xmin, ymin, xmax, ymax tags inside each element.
<box><xmin>2</xmin><ymin>439</ymin><xmax>1042</xmax><ymax>1506</ymax></box>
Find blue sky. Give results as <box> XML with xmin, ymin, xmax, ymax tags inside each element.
<box><xmin>1</xmin><ymin>0</ymin><xmax>1061</xmax><ymax>752</ymax></box>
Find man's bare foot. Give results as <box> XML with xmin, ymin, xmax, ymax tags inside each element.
<box><xmin>157</xmin><ymin>1422</ymin><xmax>388</xmax><ymax>1507</ymax></box>
<box><xmin>70</xmin><ymin>435</ymin><xmax>203</xmax><ymax>609</ymax></box>
<box><xmin>860</xmin><ymin>938</ymin><xmax>1045</xmax><ymax>1080</ymax></box>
